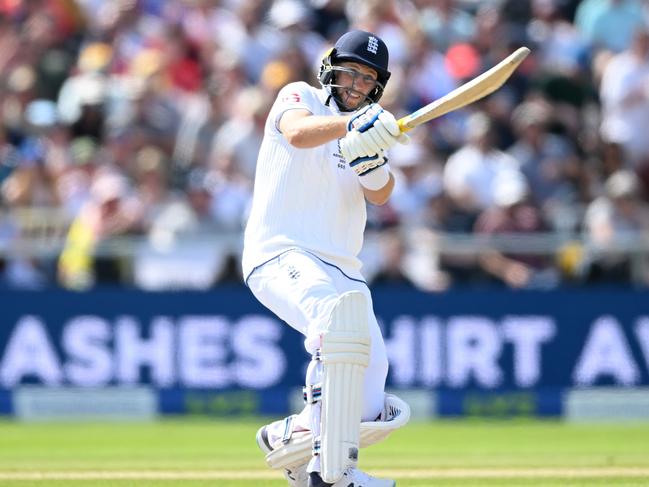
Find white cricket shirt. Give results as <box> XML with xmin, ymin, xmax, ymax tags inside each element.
<box><xmin>242</xmin><ymin>82</ymin><xmax>366</xmax><ymax>281</ymax></box>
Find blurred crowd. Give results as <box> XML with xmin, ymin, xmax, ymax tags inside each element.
<box><xmin>1</xmin><ymin>0</ymin><xmax>649</xmax><ymax>291</ymax></box>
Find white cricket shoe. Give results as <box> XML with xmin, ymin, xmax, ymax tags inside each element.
<box><xmin>307</xmin><ymin>468</ymin><xmax>396</xmax><ymax>487</ymax></box>
<box><xmin>256</xmin><ymin>424</ymin><xmax>309</xmax><ymax>487</ymax></box>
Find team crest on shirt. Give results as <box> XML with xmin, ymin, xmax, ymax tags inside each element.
<box><xmin>287</xmin><ymin>265</ymin><xmax>300</xmax><ymax>280</ymax></box>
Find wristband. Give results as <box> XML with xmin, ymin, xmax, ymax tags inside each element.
<box><xmin>358</xmin><ymin>164</ymin><xmax>390</xmax><ymax>190</ymax></box>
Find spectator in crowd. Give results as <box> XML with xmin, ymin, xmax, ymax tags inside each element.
<box><xmin>211</xmin><ymin>86</ymin><xmax>272</xmax><ymax>181</ymax></box>
<box><xmin>54</xmin><ymin>136</ymin><xmax>98</xmax><ymax>218</ymax></box>
<box><xmin>311</xmin><ymin>0</ymin><xmax>349</xmax><ymax>40</ymax></box>
<box><xmin>172</xmin><ymin>79</ymin><xmax>229</xmax><ymax>170</ymax></box>
<box><xmin>599</xmin><ymin>141</ymin><xmax>628</xmax><ymax>178</ymax></box>
<box><xmin>370</xmin><ymin>229</ymin><xmax>418</xmax><ymax>288</ymax></box>
<box><xmin>474</xmin><ymin>170</ymin><xmax>559</xmax><ymax>289</ymax></box>
<box><xmin>347</xmin><ymin>0</ymin><xmax>413</xmax><ymax>69</ymax></box>
<box><xmin>443</xmin><ymin>111</ymin><xmax>521</xmax><ymax>230</ymax></box>
<box><xmin>507</xmin><ymin>100</ymin><xmax>581</xmax><ymax>232</ymax></box>
<box><xmin>440</xmin><ymin>112</ymin><xmax>522</xmax><ymax>284</ymax></box>
<box><xmin>599</xmin><ymin>26</ymin><xmax>649</xmax><ymax>191</ymax></box>
<box><xmin>2</xmin><ymin>100</ymin><xmax>60</xmax><ymax>209</ymax></box>
<box><xmin>0</xmin><ymin>0</ymin><xmax>648</xmax><ymax>290</ymax></box>
<box><xmin>403</xmin><ymin>28</ymin><xmax>458</xmax><ymax>142</ymax></box>
<box><xmin>134</xmin><ymin>167</ymin><xmax>238</xmax><ymax>290</ymax></box>
<box><xmin>145</xmin><ymin>167</ymin><xmax>233</xmax><ymax>244</ymax></box>
<box><xmin>575</xmin><ymin>0</ymin><xmax>646</xmax><ymax>54</ymax></box>
<box><xmin>132</xmin><ymin>145</ymin><xmax>177</xmax><ymax>231</ymax></box>
<box><xmin>418</xmin><ymin>0</ymin><xmax>476</xmax><ymax>53</ymax></box>
<box><xmin>388</xmin><ymin>140</ymin><xmax>444</xmax><ymax>227</ymax></box>
<box><xmin>0</xmin><ymin>126</ymin><xmax>19</xmax><ymax>186</ymax></box>
<box><xmin>0</xmin><ymin>210</ymin><xmax>48</xmax><ymax>290</ymax></box>
<box><xmin>370</xmin><ymin>225</ymin><xmax>452</xmax><ymax>292</ymax></box>
<box><xmin>528</xmin><ymin>0</ymin><xmax>589</xmax><ymax>76</ymax></box>
<box><xmin>58</xmin><ymin>171</ymin><xmax>142</xmax><ymax>289</ymax></box>
<box><xmin>57</xmin><ymin>42</ymin><xmax>112</xmax><ymax>128</ymax></box>
<box><xmin>583</xmin><ymin>169</ymin><xmax>649</xmax><ymax>284</ymax></box>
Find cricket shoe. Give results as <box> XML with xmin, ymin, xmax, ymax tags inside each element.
<box><xmin>308</xmin><ymin>468</ymin><xmax>396</xmax><ymax>487</ymax></box>
<box><xmin>256</xmin><ymin>424</ymin><xmax>309</xmax><ymax>487</ymax></box>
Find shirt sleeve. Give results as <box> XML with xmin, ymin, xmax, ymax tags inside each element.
<box><xmin>268</xmin><ymin>82</ymin><xmax>319</xmax><ymax>134</ymax></box>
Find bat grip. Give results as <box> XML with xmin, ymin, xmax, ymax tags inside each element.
<box><xmin>397</xmin><ymin>118</ymin><xmax>412</xmax><ymax>133</ymax></box>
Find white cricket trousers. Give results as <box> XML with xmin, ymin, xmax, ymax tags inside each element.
<box><xmin>247</xmin><ymin>249</ymin><xmax>389</xmax><ymax>424</ymax></box>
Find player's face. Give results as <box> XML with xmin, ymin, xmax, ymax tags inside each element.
<box><xmin>335</xmin><ymin>62</ymin><xmax>378</xmax><ymax>110</ymax></box>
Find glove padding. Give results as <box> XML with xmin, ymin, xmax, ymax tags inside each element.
<box><xmin>340</xmin><ymin>104</ymin><xmax>409</xmax><ymax>163</ymax></box>
<box><xmin>348</xmin><ymin>150</ymin><xmax>387</xmax><ymax>177</ymax></box>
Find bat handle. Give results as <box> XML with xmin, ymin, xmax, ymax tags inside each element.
<box><xmin>397</xmin><ymin>117</ymin><xmax>412</xmax><ymax>133</ymax></box>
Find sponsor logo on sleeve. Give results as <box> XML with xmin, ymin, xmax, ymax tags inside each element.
<box><xmin>282</xmin><ymin>92</ymin><xmax>301</xmax><ymax>103</ymax></box>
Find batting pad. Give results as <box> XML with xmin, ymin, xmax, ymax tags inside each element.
<box><xmin>319</xmin><ymin>291</ymin><xmax>371</xmax><ymax>483</ymax></box>
<box><xmin>264</xmin><ymin>394</ymin><xmax>411</xmax><ymax>470</ymax></box>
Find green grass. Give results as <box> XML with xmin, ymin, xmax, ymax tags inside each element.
<box><xmin>1</xmin><ymin>418</ymin><xmax>648</xmax><ymax>486</ymax></box>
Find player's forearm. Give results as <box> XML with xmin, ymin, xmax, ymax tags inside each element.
<box><xmin>282</xmin><ymin>115</ymin><xmax>351</xmax><ymax>148</ymax></box>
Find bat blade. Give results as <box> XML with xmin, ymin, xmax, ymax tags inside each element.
<box><xmin>397</xmin><ymin>47</ymin><xmax>530</xmax><ymax>132</ymax></box>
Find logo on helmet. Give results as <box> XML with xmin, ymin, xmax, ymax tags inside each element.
<box><xmin>367</xmin><ymin>36</ymin><xmax>379</xmax><ymax>54</ymax></box>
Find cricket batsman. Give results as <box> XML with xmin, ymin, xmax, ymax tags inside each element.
<box><xmin>242</xmin><ymin>30</ymin><xmax>411</xmax><ymax>487</ymax></box>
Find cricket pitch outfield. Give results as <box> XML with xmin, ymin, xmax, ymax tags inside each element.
<box><xmin>1</xmin><ymin>419</ymin><xmax>648</xmax><ymax>486</ymax></box>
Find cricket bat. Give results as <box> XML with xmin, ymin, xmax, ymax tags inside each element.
<box><xmin>397</xmin><ymin>47</ymin><xmax>530</xmax><ymax>132</ymax></box>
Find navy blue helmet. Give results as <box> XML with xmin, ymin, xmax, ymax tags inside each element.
<box><xmin>318</xmin><ymin>30</ymin><xmax>391</xmax><ymax>110</ymax></box>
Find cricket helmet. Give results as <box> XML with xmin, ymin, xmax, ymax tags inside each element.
<box><xmin>318</xmin><ymin>30</ymin><xmax>391</xmax><ymax>109</ymax></box>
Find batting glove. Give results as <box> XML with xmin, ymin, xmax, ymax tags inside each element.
<box><xmin>340</xmin><ymin>104</ymin><xmax>409</xmax><ymax>163</ymax></box>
